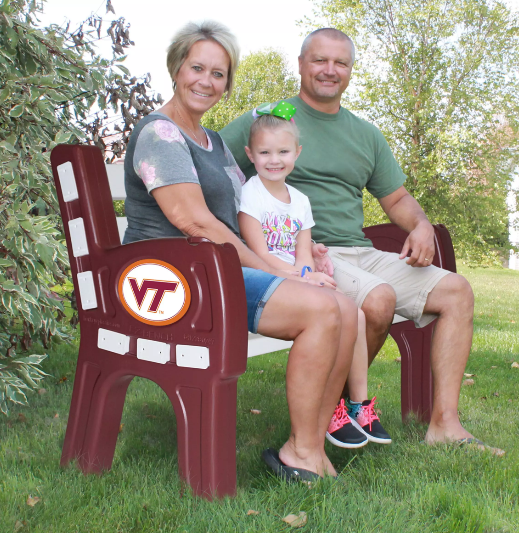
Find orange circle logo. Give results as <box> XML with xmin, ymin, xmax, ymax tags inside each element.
<box><xmin>118</xmin><ymin>259</ymin><xmax>191</xmax><ymax>326</ymax></box>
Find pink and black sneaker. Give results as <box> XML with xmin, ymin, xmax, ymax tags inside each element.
<box><xmin>348</xmin><ymin>397</ymin><xmax>392</xmax><ymax>444</ymax></box>
<box><xmin>326</xmin><ymin>399</ymin><xmax>369</xmax><ymax>449</ymax></box>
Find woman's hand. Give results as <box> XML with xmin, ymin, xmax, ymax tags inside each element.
<box><xmin>303</xmin><ymin>271</ymin><xmax>337</xmax><ymax>289</ymax></box>
<box><xmin>270</xmin><ymin>268</ymin><xmax>334</xmax><ymax>288</ymax></box>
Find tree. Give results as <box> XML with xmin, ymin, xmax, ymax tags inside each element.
<box><xmin>202</xmin><ymin>49</ymin><xmax>299</xmax><ymax>131</ymax></box>
<box><xmin>0</xmin><ymin>0</ymin><xmax>161</xmax><ymax>414</ymax></box>
<box><xmin>302</xmin><ymin>0</ymin><xmax>519</xmax><ymax>263</ymax></box>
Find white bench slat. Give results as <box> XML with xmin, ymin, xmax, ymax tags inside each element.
<box><xmin>105</xmin><ymin>164</ymin><xmax>410</xmax><ymax>357</ymax></box>
<box><xmin>107</xmin><ymin>164</ymin><xmax>126</xmax><ymax>200</ymax></box>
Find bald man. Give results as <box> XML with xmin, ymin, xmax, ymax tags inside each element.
<box><xmin>222</xmin><ymin>28</ymin><xmax>503</xmax><ymax>455</ymax></box>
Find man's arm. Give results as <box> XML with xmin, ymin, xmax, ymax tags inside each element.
<box><xmin>220</xmin><ymin>112</ymin><xmax>256</xmax><ymax>178</ymax></box>
<box><xmin>378</xmin><ymin>186</ymin><xmax>435</xmax><ymax>267</ymax></box>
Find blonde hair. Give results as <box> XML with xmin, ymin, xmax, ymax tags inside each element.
<box><xmin>248</xmin><ymin>115</ymin><xmax>300</xmax><ymax>148</ymax></box>
<box><xmin>167</xmin><ymin>20</ymin><xmax>240</xmax><ymax>97</ymax></box>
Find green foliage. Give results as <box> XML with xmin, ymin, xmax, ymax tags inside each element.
<box><xmin>202</xmin><ymin>49</ymin><xmax>299</xmax><ymax>131</ymax></box>
<box><xmin>303</xmin><ymin>0</ymin><xmax>519</xmax><ymax>263</ymax></box>
<box><xmin>0</xmin><ymin>0</ymin><xmax>159</xmax><ymax>414</ymax></box>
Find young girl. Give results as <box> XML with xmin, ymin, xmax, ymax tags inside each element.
<box><xmin>238</xmin><ymin>102</ymin><xmax>391</xmax><ymax>448</ymax></box>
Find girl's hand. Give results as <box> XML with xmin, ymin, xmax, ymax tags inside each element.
<box><xmin>311</xmin><ymin>243</ymin><xmax>334</xmax><ymax>276</ymax></box>
<box><xmin>303</xmin><ymin>271</ymin><xmax>337</xmax><ymax>289</ymax></box>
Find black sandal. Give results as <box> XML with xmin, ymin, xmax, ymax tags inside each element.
<box><xmin>262</xmin><ymin>448</ymin><xmax>322</xmax><ymax>482</ymax></box>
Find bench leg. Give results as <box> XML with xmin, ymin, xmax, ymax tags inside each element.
<box><xmin>77</xmin><ymin>372</ymin><xmax>134</xmax><ymax>473</ymax></box>
<box><xmin>61</xmin><ymin>359</ymin><xmax>101</xmax><ymax>467</ymax></box>
<box><xmin>389</xmin><ymin>320</ymin><xmax>434</xmax><ymax>423</ymax></box>
<box><xmin>172</xmin><ymin>379</ymin><xmax>238</xmax><ymax>500</ymax></box>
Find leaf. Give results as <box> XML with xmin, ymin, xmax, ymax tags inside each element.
<box><xmin>247</xmin><ymin>510</ymin><xmax>260</xmax><ymax>515</ymax></box>
<box><xmin>511</xmin><ymin>362</ymin><xmax>519</xmax><ymax>369</ymax></box>
<box><xmin>116</xmin><ymin>64</ymin><xmax>131</xmax><ymax>76</ymax></box>
<box><xmin>9</xmin><ymin>104</ymin><xmax>24</xmax><ymax>117</ymax></box>
<box><xmin>282</xmin><ymin>512</ymin><xmax>307</xmax><ymax>528</ymax></box>
<box><xmin>26</xmin><ymin>495</ymin><xmax>41</xmax><ymax>507</ymax></box>
<box><xmin>395</xmin><ymin>357</ymin><xmax>401</xmax><ymax>363</ymax></box>
<box><xmin>462</xmin><ymin>379</ymin><xmax>475</xmax><ymax>386</ymax></box>
<box><xmin>250</xmin><ymin>409</ymin><xmax>262</xmax><ymax>415</ymax></box>
<box><xmin>54</xmin><ymin>130</ymin><xmax>72</xmax><ymax>145</ymax></box>
<box><xmin>464</xmin><ymin>373</ymin><xmax>475</xmax><ymax>377</ymax></box>
<box><xmin>0</xmin><ymin>140</ymin><xmax>17</xmax><ymax>153</ymax></box>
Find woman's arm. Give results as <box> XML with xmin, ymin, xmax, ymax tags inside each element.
<box><xmin>152</xmin><ymin>183</ymin><xmax>282</xmax><ymax>273</ymax></box>
<box><xmin>238</xmin><ymin>212</ymin><xmax>300</xmax><ymax>273</ymax></box>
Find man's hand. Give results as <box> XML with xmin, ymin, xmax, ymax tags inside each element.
<box><xmin>399</xmin><ymin>220</ymin><xmax>436</xmax><ymax>267</ymax></box>
<box><xmin>311</xmin><ymin>243</ymin><xmax>334</xmax><ymax>276</ymax></box>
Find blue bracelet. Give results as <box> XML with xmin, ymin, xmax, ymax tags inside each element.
<box><xmin>301</xmin><ymin>266</ymin><xmax>313</xmax><ymax>277</ymax></box>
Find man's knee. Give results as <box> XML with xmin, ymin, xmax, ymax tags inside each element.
<box><xmin>436</xmin><ymin>273</ymin><xmax>474</xmax><ymax>313</ymax></box>
<box><xmin>361</xmin><ymin>283</ymin><xmax>396</xmax><ymax>331</ymax></box>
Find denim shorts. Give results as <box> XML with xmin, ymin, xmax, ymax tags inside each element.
<box><xmin>242</xmin><ymin>267</ymin><xmax>285</xmax><ymax>333</ymax></box>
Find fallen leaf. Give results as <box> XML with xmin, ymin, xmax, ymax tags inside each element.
<box><xmin>18</xmin><ymin>413</ymin><xmax>27</xmax><ymax>423</ymax></box>
<box><xmin>53</xmin><ymin>413</ymin><xmax>59</xmax><ymax>419</ymax></box>
<box><xmin>247</xmin><ymin>510</ymin><xmax>260</xmax><ymax>516</ymax></box>
<box><xmin>395</xmin><ymin>357</ymin><xmax>401</xmax><ymax>363</ymax></box>
<box><xmin>282</xmin><ymin>511</ymin><xmax>307</xmax><ymax>528</ymax></box>
<box><xmin>37</xmin><ymin>388</ymin><xmax>47</xmax><ymax>396</ymax></box>
<box><xmin>58</xmin><ymin>376</ymin><xmax>67</xmax><ymax>384</ymax></box>
<box><xmin>250</xmin><ymin>409</ymin><xmax>262</xmax><ymax>415</ymax></box>
<box><xmin>511</xmin><ymin>362</ymin><xmax>519</xmax><ymax>369</ymax></box>
<box><xmin>508</xmin><ymin>399</ymin><xmax>513</xmax><ymax>403</ymax></box>
<box><xmin>480</xmin><ymin>396</ymin><xmax>487</xmax><ymax>400</ymax></box>
<box><xmin>493</xmin><ymin>392</ymin><xmax>499</xmax><ymax>397</ymax></box>
<box><xmin>119</xmin><ymin>423</ymin><xmax>124</xmax><ymax>433</ymax></box>
<box><xmin>14</xmin><ymin>520</ymin><xmax>26</xmax><ymax>532</ymax></box>
<box><xmin>511</xmin><ymin>320</ymin><xmax>516</xmax><ymax>323</ymax></box>
<box><xmin>258</xmin><ymin>370</ymin><xmax>264</xmax><ymax>374</ymax></box>
<box><xmin>377</xmin><ymin>383</ymin><xmax>382</xmax><ymax>389</ymax></box>
<box><xmin>375</xmin><ymin>408</ymin><xmax>382</xmax><ymax>415</ymax></box>
<box><xmin>26</xmin><ymin>495</ymin><xmax>41</xmax><ymax>507</ymax></box>
<box><xmin>464</xmin><ymin>373</ymin><xmax>475</xmax><ymax>377</ymax></box>
<box><xmin>462</xmin><ymin>379</ymin><xmax>474</xmax><ymax>386</ymax></box>
<box><xmin>491</xmin><ymin>366</ymin><xmax>497</xmax><ymax>369</ymax></box>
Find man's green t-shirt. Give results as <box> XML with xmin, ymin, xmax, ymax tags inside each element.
<box><xmin>220</xmin><ymin>96</ymin><xmax>406</xmax><ymax>247</ymax></box>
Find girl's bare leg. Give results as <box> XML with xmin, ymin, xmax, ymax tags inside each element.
<box><xmin>345</xmin><ymin>309</ymin><xmax>369</xmax><ymax>402</ymax></box>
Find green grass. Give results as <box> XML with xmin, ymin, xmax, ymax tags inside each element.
<box><xmin>1</xmin><ymin>267</ymin><xmax>518</xmax><ymax>532</ymax></box>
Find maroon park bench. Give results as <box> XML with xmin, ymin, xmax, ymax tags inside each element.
<box><xmin>51</xmin><ymin>144</ymin><xmax>456</xmax><ymax>500</ymax></box>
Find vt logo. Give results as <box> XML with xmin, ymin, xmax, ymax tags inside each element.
<box><xmin>118</xmin><ymin>260</ymin><xmax>191</xmax><ymax>326</ymax></box>
<box><xmin>128</xmin><ymin>278</ymin><xmax>179</xmax><ymax>312</ymax></box>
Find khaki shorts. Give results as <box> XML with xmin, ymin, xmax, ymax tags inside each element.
<box><xmin>328</xmin><ymin>247</ymin><xmax>451</xmax><ymax>328</ymax></box>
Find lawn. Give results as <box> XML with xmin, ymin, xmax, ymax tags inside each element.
<box><xmin>1</xmin><ymin>267</ymin><xmax>518</xmax><ymax>533</ymax></box>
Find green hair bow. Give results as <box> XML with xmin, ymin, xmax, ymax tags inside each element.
<box><xmin>252</xmin><ymin>100</ymin><xmax>297</xmax><ymax>122</ymax></box>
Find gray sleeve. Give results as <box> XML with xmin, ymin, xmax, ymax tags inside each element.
<box><xmin>133</xmin><ymin>119</ymin><xmax>200</xmax><ymax>194</ymax></box>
